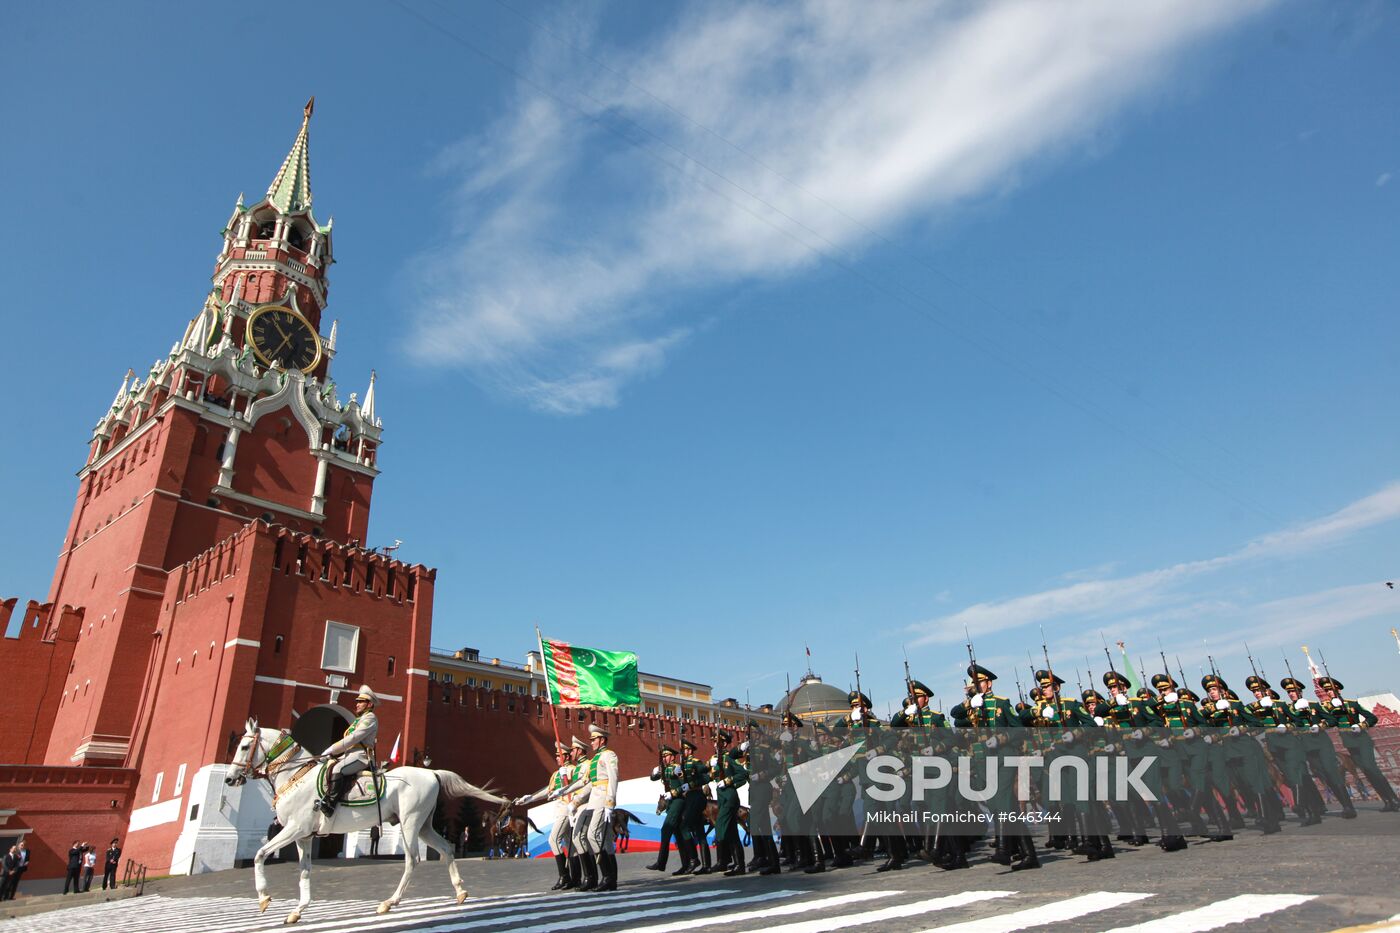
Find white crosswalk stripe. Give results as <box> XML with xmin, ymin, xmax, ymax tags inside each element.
<box><xmin>1097</xmin><ymin>894</ymin><xmax>1317</xmax><ymax>932</ymax></box>
<box><xmin>731</xmin><ymin>890</ymin><xmax>1018</xmax><ymax>933</ymax></box>
<box><xmin>615</xmin><ymin>890</ymin><xmax>900</xmax><ymax>933</ymax></box>
<box><xmin>915</xmin><ymin>891</ymin><xmax>1154</xmax><ymax>932</ymax></box>
<box><xmin>1</xmin><ymin>886</ymin><xmax>1337</xmax><ymax>933</ymax></box>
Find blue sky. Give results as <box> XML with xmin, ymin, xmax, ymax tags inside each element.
<box><xmin>3</xmin><ymin>1</ymin><xmax>1399</xmax><ymax>711</ymax></box>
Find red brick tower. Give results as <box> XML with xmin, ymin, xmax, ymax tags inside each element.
<box><xmin>44</xmin><ymin>100</ymin><xmax>391</xmax><ymax>770</ymax></box>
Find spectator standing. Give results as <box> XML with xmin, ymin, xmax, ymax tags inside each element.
<box><xmin>81</xmin><ymin>843</ymin><xmax>97</xmax><ymax>892</ymax></box>
<box><xmin>63</xmin><ymin>841</ymin><xmax>82</xmax><ymax>894</ymax></box>
<box><xmin>102</xmin><ymin>838</ymin><xmax>122</xmax><ymax>890</ymax></box>
<box><xmin>5</xmin><ymin>841</ymin><xmax>28</xmax><ymax>900</ymax></box>
<box><xmin>1</xmin><ymin>845</ymin><xmax>16</xmax><ymax>902</ymax></box>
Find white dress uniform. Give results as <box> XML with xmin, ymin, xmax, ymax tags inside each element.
<box><xmin>517</xmin><ymin>751</ymin><xmax>574</xmax><ymax>856</ymax></box>
<box><xmin>325</xmin><ymin>687</ymin><xmax>379</xmax><ymax>783</ymax></box>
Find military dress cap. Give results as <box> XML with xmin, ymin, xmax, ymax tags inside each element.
<box><xmin>1178</xmin><ymin>687</ymin><xmax>1199</xmax><ymax>702</ymax></box>
<box><xmin>848</xmin><ymin>690</ymin><xmax>872</xmax><ymax>707</ymax></box>
<box><xmin>967</xmin><ymin>664</ymin><xmax>996</xmax><ymax>682</ymax></box>
<box><xmin>1318</xmin><ymin>676</ymin><xmax>1344</xmax><ymax>693</ymax></box>
<box><xmin>571</xmin><ymin>735</ymin><xmax>588</xmax><ymax>751</ymax></box>
<box><xmin>588</xmin><ymin>723</ymin><xmax>609</xmax><ymax>740</ymax></box>
<box><xmin>1245</xmin><ymin>675</ymin><xmax>1270</xmax><ymax>692</ymax></box>
<box><xmin>716</xmin><ymin>729</ymin><xmax>733</xmax><ymax>743</ymax></box>
<box><xmin>1280</xmin><ymin>677</ymin><xmax>1305</xmax><ymax>692</ymax></box>
<box><xmin>1136</xmin><ymin>687</ymin><xmax>1156</xmax><ymax>700</ymax></box>
<box><xmin>781</xmin><ymin>710</ymin><xmax>803</xmax><ymax>726</ymax></box>
<box><xmin>908</xmin><ymin>680</ymin><xmax>934</xmax><ymax>697</ymax></box>
<box><xmin>1034</xmin><ymin>669</ymin><xmax>1065</xmax><ymax>687</ymax></box>
<box><xmin>1082</xmin><ymin>689</ymin><xmax>1104</xmax><ymax>704</ymax></box>
<box><xmin>660</xmin><ymin>744</ymin><xmax>678</xmax><ymax>755</ymax></box>
<box><xmin>681</xmin><ymin>738</ymin><xmax>697</xmax><ymax>751</ymax></box>
<box><xmin>355</xmin><ymin>685</ymin><xmax>378</xmax><ymax>704</ymax></box>
<box><xmin>1201</xmin><ymin>673</ymin><xmax>1226</xmax><ymax>692</ymax></box>
<box><xmin>1150</xmin><ymin>673</ymin><xmax>1176</xmax><ymax>691</ymax></box>
<box><xmin>1103</xmin><ymin>670</ymin><xmax>1130</xmax><ymax>689</ymax></box>
<box><xmin>747</xmin><ymin>719</ymin><xmax>762</xmax><ymax>729</ymax></box>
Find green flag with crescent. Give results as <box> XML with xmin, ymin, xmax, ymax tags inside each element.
<box><xmin>540</xmin><ymin>636</ymin><xmax>641</xmax><ymax>708</ymax></box>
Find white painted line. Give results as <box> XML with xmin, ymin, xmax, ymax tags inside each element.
<box><xmin>1098</xmin><ymin>894</ymin><xmax>1317</xmax><ymax>933</ymax></box>
<box><xmin>917</xmin><ymin>892</ymin><xmax>1154</xmax><ymax>933</ymax></box>
<box><xmin>731</xmin><ymin>890</ymin><xmax>1019</xmax><ymax>933</ymax></box>
<box><xmin>503</xmin><ymin>891</ymin><xmax>798</xmax><ymax>933</ymax></box>
<box><xmin>618</xmin><ymin>890</ymin><xmax>901</xmax><ymax>933</ymax></box>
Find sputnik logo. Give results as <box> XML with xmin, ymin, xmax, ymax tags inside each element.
<box><xmin>788</xmin><ymin>739</ymin><xmax>865</xmax><ymax>814</ymax></box>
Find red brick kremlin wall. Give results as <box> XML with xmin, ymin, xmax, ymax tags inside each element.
<box><xmin>0</xmin><ymin>600</ymin><xmax>83</xmax><ymax>765</ymax></box>
<box><xmin>424</xmin><ymin>682</ymin><xmax>726</xmax><ymax>797</ymax></box>
<box><xmin>0</xmin><ymin>765</ymin><xmax>137</xmax><ymax>879</ymax></box>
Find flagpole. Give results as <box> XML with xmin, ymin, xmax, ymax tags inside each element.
<box><xmin>536</xmin><ymin>626</ymin><xmax>563</xmax><ymax>749</ymax></box>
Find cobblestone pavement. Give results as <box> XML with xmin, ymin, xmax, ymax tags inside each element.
<box><xmin>8</xmin><ymin>809</ymin><xmax>1400</xmax><ymax>933</ymax></box>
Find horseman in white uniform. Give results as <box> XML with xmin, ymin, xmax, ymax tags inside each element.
<box><xmin>515</xmin><ymin>742</ymin><xmax>574</xmax><ymax>889</ymax></box>
<box><xmin>314</xmin><ymin>685</ymin><xmax>379</xmax><ymax>816</ymax></box>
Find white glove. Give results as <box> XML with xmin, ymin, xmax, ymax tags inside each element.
<box><xmin>1275</xmin><ymin>724</ymin><xmax>1287</xmax><ymax>733</ymax></box>
<box><xmin>739</xmin><ymin>741</ymin><xmax>749</xmax><ymax>753</ymax></box>
<box><xmin>986</xmin><ymin>736</ymin><xmax>999</xmax><ymax>749</ymax></box>
<box><xmin>1060</xmin><ymin>731</ymin><xmax>1074</xmax><ymax>743</ymax></box>
<box><xmin>1043</xmin><ymin>705</ymin><xmax>1057</xmax><ymax>719</ymax></box>
<box><xmin>1182</xmin><ymin>728</ymin><xmax>1195</xmax><ymax>739</ymax></box>
<box><xmin>1295</xmin><ymin>698</ymin><xmax>1310</xmax><ymax>710</ymax></box>
<box><xmin>1352</xmin><ymin>724</ymin><xmax>1361</xmax><ymax>732</ymax></box>
<box><xmin>1115</xmin><ymin>694</ymin><xmax>1129</xmax><ymax>706</ymax></box>
<box><xmin>1164</xmin><ymin>691</ymin><xmax>1179</xmax><ymax>704</ymax></box>
<box><xmin>1204</xmin><ymin>735</ymin><xmax>1214</xmax><ymax>745</ymax></box>
<box><xmin>1131</xmin><ymin>729</ymin><xmax>1144</xmax><ymax>740</ymax></box>
<box><xmin>671</xmin><ymin>765</ymin><xmax>682</xmax><ymax>777</ymax></box>
<box><xmin>970</xmin><ymin>694</ymin><xmax>984</xmax><ymax>708</ymax></box>
<box><xmin>1260</xmin><ymin>696</ymin><xmax>1273</xmax><ymax>708</ymax></box>
<box><xmin>1309</xmin><ymin>724</ymin><xmax>1320</xmax><ymax>733</ymax></box>
<box><xmin>1330</xmin><ymin>698</ymin><xmax>1343</xmax><ymax>708</ymax></box>
<box><xmin>921</xmin><ymin>746</ymin><xmax>933</xmax><ymax>755</ymax></box>
<box><xmin>1093</xmin><ymin>716</ymin><xmax>1105</xmax><ymax>726</ymax></box>
<box><xmin>1103</xmin><ymin>743</ymin><xmax>1116</xmax><ymax>753</ymax></box>
<box><xmin>779</xmin><ymin>731</ymin><xmax>792</xmax><ymax>743</ymax></box>
<box><xmin>652</xmin><ymin>766</ymin><xmax>661</xmax><ymax>779</ymax></box>
<box><xmin>852</xmin><ymin>708</ymin><xmax>863</xmax><ymax>721</ymax></box>
<box><xmin>1228</xmin><ymin>727</ymin><xmax>1240</xmax><ymax>737</ymax></box>
<box><xmin>904</xmin><ymin>704</ymin><xmax>919</xmax><ymax>717</ymax></box>
<box><xmin>709</xmin><ymin>756</ymin><xmax>718</xmax><ymax>769</ymax></box>
<box><xmin>680</xmin><ymin>782</ymin><xmax>690</xmax><ymax>792</ymax></box>
<box><xmin>1155</xmin><ymin>738</ymin><xmax>1171</xmax><ymax>748</ymax></box>
<box><xmin>1215</xmin><ymin>699</ymin><xmax>1230</xmax><ymax>711</ymax></box>
<box><xmin>863</xmin><ymin>750</ymin><xmax>876</xmax><ymax>761</ymax></box>
<box><xmin>603</xmin><ymin>806</ymin><xmax>614</xmax><ymax>823</ymax></box>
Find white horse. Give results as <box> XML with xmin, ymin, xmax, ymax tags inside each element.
<box><xmin>226</xmin><ymin>718</ymin><xmax>507</xmax><ymax>924</ymax></box>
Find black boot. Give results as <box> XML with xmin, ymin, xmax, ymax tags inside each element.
<box><xmin>313</xmin><ymin>771</ymin><xmax>355</xmax><ymax>815</ymax></box>
<box><xmin>875</xmin><ymin>835</ymin><xmax>905</xmax><ymax>872</ymax></box>
<box><xmin>672</xmin><ymin>842</ymin><xmax>695</xmax><ymax>876</ymax></box>
<box><xmin>800</xmin><ymin>837</ymin><xmax>825</xmax><ymax>873</ymax></box>
<box><xmin>596</xmin><ymin>853</ymin><xmax>617</xmax><ymax>892</ymax></box>
<box><xmin>691</xmin><ymin>839</ymin><xmax>712</xmax><ymax>875</ymax></box>
<box><xmin>724</xmin><ymin>845</ymin><xmax>747</xmax><ymax>876</ymax></box>
<box><xmin>1011</xmin><ymin>835</ymin><xmax>1040</xmax><ymax>870</ymax></box>
<box><xmin>567</xmin><ymin>855</ymin><xmax>582</xmax><ymax>888</ymax></box>
<box><xmin>759</xmin><ymin>838</ymin><xmax>781</xmax><ymax>875</ymax></box>
<box><xmin>579</xmin><ymin>853</ymin><xmax>598</xmax><ymax>891</ymax></box>
<box><xmin>552</xmin><ymin>854</ymin><xmax>569</xmax><ymax>889</ymax></box>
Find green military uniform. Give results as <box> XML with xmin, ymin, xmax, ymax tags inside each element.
<box><xmin>1102</xmin><ymin>670</ymin><xmax>1185</xmax><ymax>851</ymax></box>
<box><xmin>1198</xmin><ymin>674</ymin><xmax>1281</xmax><ymax>833</ymax></box>
<box><xmin>1318</xmin><ymin>677</ymin><xmax>1400</xmax><ymax>812</ymax></box>
<box><xmin>646</xmin><ymin>746</ymin><xmax>693</xmax><ymax>874</ymax></box>
<box><xmin>1154</xmin><ymin>676</ymin><xmax>1231</xmax><ymax>839</ymax></box>
<box><xmin>679</xmin><ymin>740</ymin><xmax>714</xmax><ymax>873</ymax></box>
<box><xmin>951</xmin><ymin>664</ymin><xmax>1038</xmax><ymax>870</ymax></box>
<box><xmin>712</xmin><ymin>731</ymin><xmax>749</xmax><ymax>876</ymax></box>
<box><xmin>1247</xmin><ymin>676</ymin><xmax>1321</xmax><ymax>825</ymax></box>
<box><xmin>1022</xmin><ymin>670</ymin><xmax>1103</xmax><ymax>859</ymax></box>
<box><xmin>1281</xmin><ymin>678</ymin><xmax>1355</xmax><ymax>818</ymax></box>
<box><xmin>745</xmin><ymin>723</ymin><xmax>781</xmax><ymax>875</ymax></box>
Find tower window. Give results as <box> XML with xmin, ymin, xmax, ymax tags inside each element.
<box><xmin>387</xmin><ymin>656</ymin><xmax>395</xmax><ymax>677</ymax></box>
<box><xmin>274</xmin><ymin>635</ymin><xmax>284</xmax><ymax>654</ymax></box>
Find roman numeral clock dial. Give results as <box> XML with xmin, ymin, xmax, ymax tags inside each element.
<box><xmin>246</xmin><ymin>306</ymin><xmax>322</xmax><ymax>373</ymax></box>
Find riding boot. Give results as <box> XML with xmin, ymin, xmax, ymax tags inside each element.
<box><xmin>671</xmin><ymin>841</ymin><xmax>695</xmax><ymax>876</ymax></box>
<box><xmin>597</xmin><ymin>853</ymin><xmax>617</xmax><ymax>892</ymax></box>
<box><xmin>758</xmin><ymin>837</ymin><xmax>781</xmax><ymax>875</ymax></box>
<box><xmin>800</xmin><ymin>837</ymin><xmax>825</xmax><ymax>873</ymax></box>
<box><xmin>552</xmin><ymin>854</ymin><xmax>569</xmax><ymax>890</ymax></box>
<box><xmin>567</xmin><ymin>854</ymin><xmax>581</xmax><ymax>888</ymax></box>
<box><xmin>875</xmin><ymin>834</ymin><xmax>905</xmax><ymax>872</ymax></box>
<box><xmin>714</xmin><ymin>839</ymin><xmax>729</xmax><ymax>874</ymax></box>
<box><xmin>691</xmin><ymin>838</ymin><xmax>712</xmax><ymax>875</ymax></box>
<box><xmin>1011</xmin><ymin>834</ymin><xmax>1040</xmax><ymax>870</ymax></box>
<box><xmin>989</xmin><ymin>829</ymin><xmax>1013</xmax><ymax>866</ymax></box>
<box><xmin>748</xmin><ymin>836</ymin><xmax>768</xmax><ymax>871</ymax></box>
<box><xmin>578</xmin><ymin>853</ymin><xmax>598</xmax><ymax>891</ymax></box>
<box><xmin>724</xmin><ymin>844</ymin><xmax>747</xmax><ymax>876</ymax></box>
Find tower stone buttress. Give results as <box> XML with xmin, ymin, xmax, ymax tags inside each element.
<box><xmin>43</xmin><ymin>101</ymin><xmax>385</xmax><ymax>768</ymax></box>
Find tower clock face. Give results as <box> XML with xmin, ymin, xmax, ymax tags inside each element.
<box><xmin>246</xmin><ymin>306</ymin><xmax>322</xmax><ymax>373</ymax></box>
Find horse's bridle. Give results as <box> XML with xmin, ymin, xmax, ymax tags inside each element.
<box><xmin>229</xmin><ymin>730</ymin><xmax>301</xmax><ymax>788</ymax></box>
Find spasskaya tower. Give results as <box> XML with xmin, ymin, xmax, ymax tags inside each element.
<box><xmin>44</xmin><ymin>99</ymin><xmax>413</xmax><ymax>771</ymax></box>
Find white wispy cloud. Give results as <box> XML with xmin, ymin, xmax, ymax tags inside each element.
<box><xmin>908</xmin><ymin>480</ymin><xmax>1400</xmax><ymax>645</ymax></box>
<box><xmin>1378</xmin><ymin>172</ymin><xmax>1393</xmax><ymax>188</ymax></box>
<box><xmin>407</xmin><ymin>0</ymin><xmax>1271</xmax><ymax>413</ymax></box>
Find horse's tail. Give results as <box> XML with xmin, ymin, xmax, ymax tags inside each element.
<box><xmin>620</xmin><ymin>809</ymin><xmax>645</xmax><ymax>825</ymax></box>
<box><xmin>527</xmin><ymin>817</ymin><xmax>542</xmax><ymax>833</ymax></box>
<box><xmin>434</xmin><ymin>770</ymin><xmax>508</xmax><ymax>807</ymax></box>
